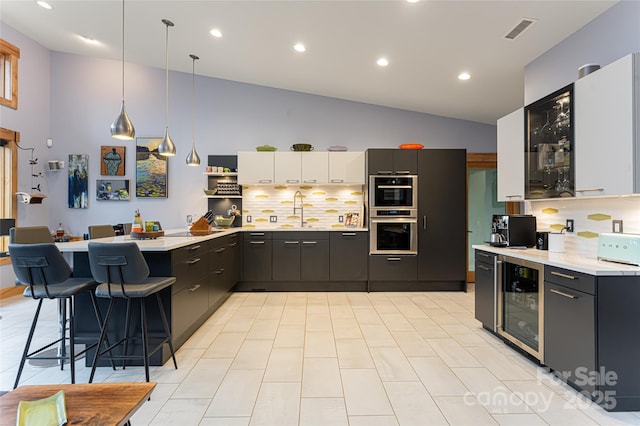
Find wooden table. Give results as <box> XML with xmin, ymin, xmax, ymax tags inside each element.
<box><xmin>0</xmin><ymin>382</ymin><xmax>156</xmax><ymax>426</ymax></box>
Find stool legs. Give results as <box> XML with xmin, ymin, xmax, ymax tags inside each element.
<box><xmin>14</xmin><ymin>299</ymin><xmax>44</xmax><ymax>389</ymax></box>
<box><xmin>89</xmin><ymin>298</ymin><xmax>116</xmax><ymax>383</ymax></box>
<box><xmin>156</xmin><ymin>293</ymin><xmax>178</xmax><ymax>370</ymax></box>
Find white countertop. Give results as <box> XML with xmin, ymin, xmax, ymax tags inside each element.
<box><xmin>473</xmin><ymin>244</ymin><xmax>640</xmax><ymax>276</ymax></box>
<box><xmin>58</xmin><ymin>227</ymin><xmax>368</xmax><ymax>253</ymax></box>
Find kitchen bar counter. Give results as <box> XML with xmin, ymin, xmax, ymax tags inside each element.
<box><xmin>58</xmin><ymin>227</ymin><xmax>368</xmax><ymax>253</ymax></box>
<box><xmin>472</xmin><ymin>244</ymin><xmax>640</xmax><ymax>276</ymax></box>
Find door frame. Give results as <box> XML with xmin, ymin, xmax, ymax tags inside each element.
<box><xmin>466</xmin><ymin>153</ymin><xmax>519</xmax><ymax>284</ymax></box>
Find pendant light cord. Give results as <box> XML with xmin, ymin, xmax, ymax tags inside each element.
<box><xmin>192</xmin><ymin>57</ymin><xmax>195</xmax><ymax>147</ymax></box>
<box><xmin>121</xmin><ymin>0</ymin><xmax>125</xmax><ymax>101</ymax></box>
<box><xmin>165</xmin><ymin>22</ymin><xmax>169</xmax><ymax>128</ymax></box>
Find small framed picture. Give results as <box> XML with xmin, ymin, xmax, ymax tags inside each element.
<box><xmin>96</xmin><ymin>179</ymin><xmax>130</xmax><ymax>201</ymax></box>
<box><xmin>100</xmin><ymin>146</ymin><xmax>126</xmax><ymax>176</ymax></box>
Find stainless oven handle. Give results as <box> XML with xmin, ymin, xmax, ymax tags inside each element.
<box><xmin>550</xmin><ymin>288</ymin><xmax>578</xmax><ymax>299</ymax></box>
<box><xmin>495</xmin><ymin>259</ymin><xmax>502</xmax><ymax>330</ymax></box>
<box><xmin>377</xmin><ymin>185</ymin><xmax>413</xmax><ymax>189</ymax></box>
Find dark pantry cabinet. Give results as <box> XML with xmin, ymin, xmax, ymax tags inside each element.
<box><xmin>366</xmin><ymin>149</ymin><xmax>418</xmax><ymax>175</ymax></box>
<box><xmin>474</xmin><ymin>250</ymin><xmax>497</xmax><ymax>330</ymax></box>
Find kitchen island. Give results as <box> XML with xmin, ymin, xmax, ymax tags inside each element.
<box><xmin>472</xmin><ymin>244</ymin><xmax>640</xmax><ymax>412</ymax></box>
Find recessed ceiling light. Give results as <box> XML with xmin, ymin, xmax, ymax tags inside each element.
<box><xmin>458</xmin><ymin>72</ymin><xmax>471</xmax><ymax>81</ymax></box>
<box><xmin>406</xmin><ymin>0</ymin><xmax>420</xmax><ymax>3</ymax></box>
<box><xmin>36</xmin><ymin>1</ymin><xmax>53</xmax><ymax>10</ymax></box>
<box><xmin>294</xmin><ymin>43</ymin><xmax>306</xmax><ymax>53</ymax></box>
<box><xmin>377</xmin><ymin>57</ymin><xmax>389</xmax><ymax>67</ymax></box>
<box><xmin>210</xmin><ymin>28</ymin><xmax>223</xmax><ymax>38</ymax></box>
<box><xmin>79</xmin><ymin>35</ymin><xmax>100</xmax><ymax>45</ymax></box>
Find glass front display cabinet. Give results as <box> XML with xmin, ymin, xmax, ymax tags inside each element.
<box><xmin>525</xmin><ymin>84</ymin><xmax>574</xmax><ymax>199</ymax></box>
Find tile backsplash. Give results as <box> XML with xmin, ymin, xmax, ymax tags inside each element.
<box><xmin>241</xmin><ymin>185</ymin><xmax>365</xmax><ymax>229</ymax></box>
<box><xmin>526</xmin><ymin>196</ymin><xmax>640</xmax><ymax>257</ymax></box>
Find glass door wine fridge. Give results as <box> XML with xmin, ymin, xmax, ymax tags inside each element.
<box><xmin>497</xmin><ymin>255</ymin><xmax>544</xmax><ymax>362</ymax></box>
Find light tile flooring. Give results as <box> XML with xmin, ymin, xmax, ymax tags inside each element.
<box><xmin>2</xmin><ymin>288</ymin><xmax>640</xmax><ymax>425</ymax></box>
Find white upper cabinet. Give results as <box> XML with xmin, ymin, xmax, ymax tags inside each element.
<box><xmin>275</xmin><ymin>152</ymin><xmax>302</xmax><ymax>183</ymax></box>
<box><xmin>575</xmin><ymin>53</ymin><xmax>639</xmax><ymax>196</ymax></box>
<box><xmin>328</xmin><ymin>152</ymin><xmax>365</xmax><ymax>184</ymax></box>
<box><xmin>238</xmin><ymin>152</ymin><xmax>275</xmax><ymax>184</ymax></box>
<box><xmin>497</xmin><ymin>108</ymin><xmax>525</xmax><ymax>201</ymax></box>
<box><xmin>301</xmin><ymin>152</ymin><xmax>329</xmax><ymax>183</ymax></box>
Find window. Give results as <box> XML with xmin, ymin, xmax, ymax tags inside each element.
<box><xmin>0</xmin><ymin>128</ymin><xmax>18</xmax><ymax>261</ymax></box>
<box><xmin>0</xmin><ymin>39</ymin><xmax>20</xmax><ymax>109</ymax></box>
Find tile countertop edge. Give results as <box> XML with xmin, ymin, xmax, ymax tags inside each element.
<box><xmin>472</xmin><ymin>244</ymin><xmax>640</xmax><ymax>276</ymax></box>
<box><xmin>58</xmin><ymin>227</ymin><xmax>369</xmax><ymax>252</ymax></box>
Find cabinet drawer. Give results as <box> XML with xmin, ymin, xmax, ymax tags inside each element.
<box><xmin>172</xmin><ymin>277</ymin><xmax>209</xmax><ymax>340</ymax></box>
<box><xmin>369</xmin><ymin>255</ymin><xmax>417</xmax><ymax>281</ymax></box>
<box><xmin>173</xmin><ymin>241</ymin><xmax>210</xmax><ymax>262</ymax></box>
<box><xmin>545</xmin><ymin>266</ymin><xmax>595</xmax><ymax>295</ymax></box>
<box><xmin>172</xmin><ymin>253</ymin><xmax>209</xmax><ymax>294</ymax></box>
<box><xmin>245</xmin><ymin>232</ymin><xmax>272</xmax><ymax>240</ymax></box>
<box><xmin>475</xmin><ymin>250</ymin><xmax>496</xmax><ymax>266</ymax></box>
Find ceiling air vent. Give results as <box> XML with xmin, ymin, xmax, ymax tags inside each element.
<box><xmin>505</xmin><ymin>18</ymin><xmax>537</xmax><ymax>40</ymax></box>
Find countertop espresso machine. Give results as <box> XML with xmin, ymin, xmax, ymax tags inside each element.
<box><xmin>490</xmin><ymin>215</ymin><xmax>537</xmax><ymax>248</ymax></box>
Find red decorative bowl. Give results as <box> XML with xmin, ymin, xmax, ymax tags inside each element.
<box><xmin>399</xmin><ymin>143</ymin><xmax>424</xmax><ymax>149</ymax></box>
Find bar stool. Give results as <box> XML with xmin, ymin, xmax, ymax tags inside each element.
<box><xmin>87</xmin><ymin>242</ymin><xmax>178</xmax><ymax>382</ymax></box>
<box><xmin>88</xmin><ymin>225</ymin><xmax>116</xmax><ymax>239</ymax></box>
<box><xmin>8</xmin><ymin>243</ymin><xmax>111</xmax><ymax>388</ymax></box>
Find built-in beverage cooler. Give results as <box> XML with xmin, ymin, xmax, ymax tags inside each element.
<box><xmin>498</xmin><ymin>255</ymin><xmax>544</xmax><ymax>362</ymax></box>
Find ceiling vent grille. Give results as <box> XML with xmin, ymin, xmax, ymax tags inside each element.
<box><xmin>505</xmin><ymin>18</ymin><xmax>537</xmax><ymax>40</ymax></box>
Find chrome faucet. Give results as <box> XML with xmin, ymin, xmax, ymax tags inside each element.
<box><xmin>293</xmin><ymin>190</ymin><xmax>305</xmax><ymax>228</ymax></box>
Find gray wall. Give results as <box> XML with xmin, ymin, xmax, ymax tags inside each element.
<box><xmin>524</xmin><ymin>0</ymin><xmax>640</xmax><ymax>104</ymax></box>
<box><xmin>43</xmin><ymin>49</ymin><xmax>495</xmax><ymax>235</ymax></box>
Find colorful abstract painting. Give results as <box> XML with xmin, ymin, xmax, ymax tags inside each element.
<box><xmin>68</xmin><ymin>154</ymin><xmax>89</xmax><ymax>208</ymax></box>
<box><xmin>136</xmin><ymin>137</ymin><xmax>168</xmax><ymax>198</ymax></box>
<box><xmin>96</xmin><ymin>179</ymin><xmax>130</xmax><ymax>201</ymax></box>
<box><xmin>100</xmin><ymin>145</ymin><xmax>125</xmax><ymax>176</ymax></box>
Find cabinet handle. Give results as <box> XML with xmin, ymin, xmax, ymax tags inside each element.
<box><xmin>477</xmin><ymin>252</ymin><xmax>491</xmax><ymax>258</ymax></box>
<box><xmin>550</xmin><ymin>271</ymin><xmax>577</xmax><ymax>280</ymax></box>
<box><xmin>228</xmin><ymin>242</ymin><xmax>237</xmax><ymax>247</ymax></box>
<box><xmin>505</xmin><ymin>195</ymin><xmax>523</xmax><ymax>199</ymax></box>
<box><xmin>215</xmin><ymin>268</ymin><xmax>224</xmax><ymax>274</ymax></box>
<box><xmin>285</xmin><ymin>241</ymin><xmax>300</xmax><ymax>244</ymax></box>
<box><xmin>387</xmin><ymin>257</ymin><xmax>402</xmax><ymax>261</ymax></box>
<box><xmin>395</xmin><ymin>170</ymin><xmax>411</xmax><ymax>175</ymax></box>
<box><xmin>250</xmin><ymin>241</ymin><xmax>265</xmax><ymax>244</ymax></box>
<box><xmin>342</xmin><ymin>232</ymin><xmax>356</xmax><ymax>236</ymax></box>
<box><xmin>186</xmin><ymin>257</ymin><xmax>201</xmax><ymax>264</ymax></box>
<box><xmin>189</xmin><ymin>284</ymin><xmax>201</xmax><ymax>292</ymax></box>
<box><xmin>303</xmin><ymin>179</ymin><xmax>317</xmax><ymax>183</ymax></box>
<box><xmin>550</xmin><ymin>288</ymin><xmax>578</xmax><ymax>299</ymax></box>
<box><xmin>330</xmin><ymin>179</ymin><xmax>344</xmax><ymax>183</ymax></box>
<box><xmin>575</xmin><ymin>188</ymin><xmax>604</xmax><ymax>193</ymax></box>
<box><xmin>377</xmin><ymin>170</ymin><xmax>393</xmax><ymax>174</ymax></box>
<box><xmin>250</xmin><ymin>232</ymin><xmax>265</xmax><ymax>236</ymax></box>
<box><xmin>215</xmin><ymin>248</ymin><xmax>226</xmax><ymax>253</ymax></box>
<box><xmin>477</xmin><ymin>265</ymin><xmax>490</xmax><ymax>271</ymax></box>
<box><xmin>189</xmin><ymin>245</ymin><xmax>201</xmax><ymax>251</ymax></box>
<box><xmin>258</xmin><ymin>179</ymin><xmax>273</xmax><ymax>183</ymax></box>
<box><xmin>423</xmin><ymin>216</ymin><xmax>427</xmax><ymax>230</ymax></box>
<box><xmin>378</xmin><ymin>185</ymin><xmax>412</xmax><ymax>189</ymax></box>
<box><xmin>302</xmin><ymin>241</ymin><xmax>318</xmax><ymax>244</ymax></box>
<box><xmin>286</xmin><ymin>179</ymin><xmax>300</xmax><ymax>183</ymax></box>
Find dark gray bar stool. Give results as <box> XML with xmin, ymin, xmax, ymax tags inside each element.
<box><xmin>8</xmin><ymin>243</ymin><xmax>111</xmax><ymax>388</ymax></box>
<box><xmin>87</xmin><ymin>242</ymin><xmax>178</xmax><ymax>383</ymax></box>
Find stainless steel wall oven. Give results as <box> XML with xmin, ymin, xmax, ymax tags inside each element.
<box><xmin>369</xmin><ymin>175</ymin><xmax>417</xmax><ymax>214</ymax></box>
<box><xmin>370</xmin><ymin>216</ymin><xmax>418</xmax><ymax>255</ymax></box>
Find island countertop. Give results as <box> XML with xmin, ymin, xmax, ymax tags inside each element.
<box><xmin>58</xmin><ymin>227</ymin><xmax>368</xmax><ymax>252</ymax></box>
<box><xmin>472</xmin><ymin>244</ymin><xmax>640</xmax><ymax>276</ymax></box>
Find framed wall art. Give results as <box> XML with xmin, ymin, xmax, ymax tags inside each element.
<box><xmin>100</xmin><ymin>145</ymin><xmax>125</xmax><ymax>176</ymax></box>
<box><xmin>68</xmin><ymin>154</ymin><xmax>89</xmax><ymax>208</ymax></box>
<box><xmin>96</xmin><ymin>179</ymin><xmax>130</xmax><ymax>201</ymax></box>
<box><xmin>136</xmin><ymin>137</ymin><xmax>168</xmax><ymax>198</ymax></box>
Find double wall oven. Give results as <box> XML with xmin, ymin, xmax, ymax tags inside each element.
<box><xmin>369</xmin><ymin>175</ymin><xmax>418</xmax><ymax>255</ymax></box>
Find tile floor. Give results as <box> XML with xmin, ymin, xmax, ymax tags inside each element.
<box><xmin>2</xmin><ymin>288</ymin><xmax>640</xmax><ymax>425</ymax></box>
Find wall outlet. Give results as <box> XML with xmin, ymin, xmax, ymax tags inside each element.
<box><xmin>270</xmin><ymin>216</ymin><xmax>277</xmax><ymax>223</ymax></box>
<box><xmin>246</xmin><ymin>215</ymin><xmax>252</xmax><ymax>223</ymax></box>
<box><xmin>565</xmin><ymin>219</ymin><xmax>574</xmax><ymax>233</ymax></box>
<box><xmin>338</xmin><ymin>215</ymin><xmax>344</xmax><ymax>223</ymax></box>
<box><xmin>612</xmin><ymin>219</ymin><xmax>623</xmax><ymax>233</ymax></box>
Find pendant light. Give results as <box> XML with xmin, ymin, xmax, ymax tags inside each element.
<box><xmin>186</xmin><ymin>54</ymin><xmax>201</xmax><ymax>166</ymax></box>
<box><xmin>110</xmin><ymin>0</ymin><xmax>135</xmax><ymax>140</ymax></box>
<box><xmin>158</xmin><ymin>19</ymin><xmax>176</xmax><ymax>156</ymax></box>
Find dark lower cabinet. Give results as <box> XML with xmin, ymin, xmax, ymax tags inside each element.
<box><xmin>242</xmin><ymin>232</ymin><xmax>272</xmax><ymax>281</ymax></box>
<box><xmin>474</xmin><ymin>250</ymin><xmax>496</xmax><ymax>331</ymax></box>
<box><xmin>273</xmin><ymin>239</ymin><xmax>301</xmax><ymax>281</ymax></box>
<box><xmin>542</xmin><ymin>265</ymin><xmax>640</xmax><ymax>411</ymax></box>
<box><xmin>330</xmin><ymin>231</ymin><xmax>368</xmax><ymax>281</ymax></box>
<box><xmin>369</xmin><ymin>255</ymin><xmax>417</xmax><ymax>282</ymax></box>
<box><xmin>301</xmin><ymin>238</ymin><xmax>329</xmax><ymax>281</ymax></box>
<box><xmin>209</xmin><ymin>233</ymin><xmax>239</xmax><ymax>310</ymax></box>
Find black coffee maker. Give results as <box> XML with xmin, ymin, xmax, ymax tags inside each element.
<box><xmin>491</xmin><ymin>215</ymin><xmax>537</xmax><ymax>248</ymax></box>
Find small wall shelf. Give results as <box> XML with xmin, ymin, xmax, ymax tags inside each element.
<box><xmin>205</xmin><ymin>195</ymin><xmax>242</xmax><ymax>199</ymax></box>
